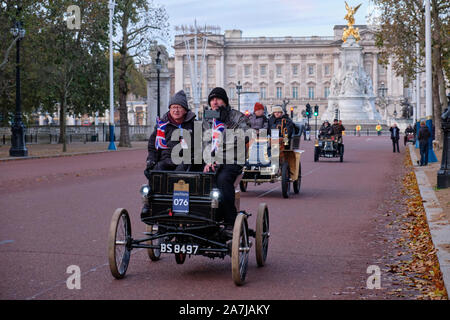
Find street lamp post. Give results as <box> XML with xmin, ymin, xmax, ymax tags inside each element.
<box><xmin>155</xmin><ymin>51</ymin><xmax>161</xmax><ymax>118</ymax></box>
<box><xmin>236</xmin><ymin>81</ymin><xmax>242</xmax><ymax>112</ymax></box>
<box><xmin>107</xmin><ymin>0</ymin><xmax>117</xmax><ymax>150</ymax></box>
<box><xmin>425</xmin><ymin>0</ymin><xmax>437</xmax><ymax>162</ymax></box>
<box><xmin>9</xmin><ymin>17</ymin><xmax>28</xmax><ymax>157</ymax></box>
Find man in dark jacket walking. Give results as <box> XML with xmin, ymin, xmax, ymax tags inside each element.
<box><xmin>389</xmin><ymin>123</ymin><xmax>400</xmax><ymax>153</ymax></box>
<box><xmin>144</xmin><ymin>90</ymin><xmax>195</xmax><ymax>177</ymax></box>
<box><xmin>418</xmin><ymin>121</ymin><xmax>431</xmax><ymax>166</ymax></box>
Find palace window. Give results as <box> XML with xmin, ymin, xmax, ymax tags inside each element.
<box><xmin>276</xmin><ymin>87</ymin><xmax>283</xmax><ymax>99</ymax></box>
<box><xmin>244</xmin><ymin>65</ymin><xmax>251</xmax><ymax>77</ymax></box>
<box><xmin>260</xmin><ymin>65</ymin><xmax>267</xmax><ymax>76</ymax></box>
<box><xmin>276</xmin><ymin>65</ymin><xmax>283</xmax><ymax>77</ymax></box>
<box><xmin>292</xmin><ymin>87</ymin><xmax>299</xmax><ymax>99</ymax></box>
<box><xmin>260</xmin><ymin>87</ymin><xmax>267</xmax><ymax>99</ymax></box>
<box><xmin>308</xmin><ymin>86</ymin><xmax>315</xmax><ymax>99</ymax></box>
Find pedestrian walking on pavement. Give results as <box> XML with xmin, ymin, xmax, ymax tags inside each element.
<box><xmin>418</xmin><ymin>121</ymin><xmax>431</xmax><ymax>166</ymax></box>
<box><xmin>389</xmin><ymin>123</ymin><xmax>400</xmax><ymax>153</ymax></box>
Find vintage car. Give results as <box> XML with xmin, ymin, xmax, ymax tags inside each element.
<box><xmin>108</xmin><ymin>170</ymin><xmax>270</xmax><ymax>286</ymax></box>
<box><xmin>240</xmin><ymin>125</ymin><xmax>303</xmax><ymax>199</ymax></box>
<box><xmin>314</xmin><ymin>135</ymin><xmax>344</xmax><ymax>162</ymax></box>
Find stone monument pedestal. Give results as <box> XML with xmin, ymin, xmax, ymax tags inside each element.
<box><xmin>322</xmin><ymin>35</ymin><xmax>382</xmax><ymax>124</ymax></box>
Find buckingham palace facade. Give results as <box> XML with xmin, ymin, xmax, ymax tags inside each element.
<box><xmin>173</xmin><ymin>25</ymin><xmax>413</xmax><ymax>120</ymax></box>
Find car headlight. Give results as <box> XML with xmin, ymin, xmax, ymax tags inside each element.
<box><xmin>210</xmin><ymin>188</ymin><xmax>220</xmax><ymax>209</ymax></box>
<box><xmin>210</xmin><ymin>188</ymin><xmax>220</xmax><ymax>200</ymax></box>
<box><xmin>140</xmin><ymin>184</ymin><xmax>150</xmax><ymax>197</ymax></box>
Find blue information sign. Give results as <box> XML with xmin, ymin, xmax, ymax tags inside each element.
<box><xmin>172</xmin><ymin>190</ymin><xmax>189</xmax><ymax>213</ymax></box>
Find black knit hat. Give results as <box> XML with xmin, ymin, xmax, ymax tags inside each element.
<box><xmin>169</xmin><ymin>90</ymin><xmax>189</xmax><ymax>111</ymax></box>
<box><xmin>208</xmin><ymin>87</ymin><xmax>229</xmax><ymax>106</ymax></box>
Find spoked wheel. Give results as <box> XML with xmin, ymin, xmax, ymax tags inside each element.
<box><xmin>281</xmin><ymin>161</ymin><xmax>290</xmax><ymax>198</ymax></box>
<box><xmin>145</xmin><ymin>224</ymin><xmax>161</xmax><ymax>261</ymax></box>
<box><xmin>293</xmin><ymin>162</ymin><xmax>301</xmax><ymax>194</ymax></box>
<box><xmin>239</xmin><ymin>181</ymin><xmax>248</xmax><ymax>192</ymax></box>
<box><xmin>255</xmin><ymin>203</ymin><xmax>270</xmax><ymax>267</ymax></box>
<box><xmin>232</xmin><ymin>214</ymin><xmax>250</xmax><ymax>286</ymax></box>
<box><xmin>108</xmin><ymin>208</ymin><xmax>132</xmax><ymax>279</ymax></box>
<box><xmin>175</xmin><ymin>253</ymin><xmax>187</xmax><ymax>264</ymax></box>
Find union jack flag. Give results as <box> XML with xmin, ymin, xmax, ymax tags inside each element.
<box><xmin>211</xmin><ymin>118</ymin><xmax>225</xmax><ymax>152</ymax></box>
<box><xmin>155</xmin><ymin>117</ymin><xmax>169</xmax><ymax>150</ymax></box>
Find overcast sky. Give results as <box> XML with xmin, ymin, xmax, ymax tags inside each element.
<box><xmin>160</xmin><ymin>0</ymin><xmax>374</xmax><ymax>54</ymax></box>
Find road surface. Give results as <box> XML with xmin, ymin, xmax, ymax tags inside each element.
<box><xmin>0</xmin><ymin>136</ymin><xmax>406</xmax><ymax>299</ymax></box>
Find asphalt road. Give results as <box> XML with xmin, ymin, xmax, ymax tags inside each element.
<box><xmin>0</xmin><ymin>136</ymin><xmax>405</xmax><ymax>300</ymax></box>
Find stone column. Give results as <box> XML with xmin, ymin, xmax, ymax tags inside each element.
<box><xmin>146</xmin><ymin>69</ymin><xmax>171</xmax><ymax>129</ymax></box>
<box><xmin>373</xmin><ymin>53</ymin><xmax>378</xmax><ymax>95</ymax></box>
<box><xmin>174</xmin><ymin>54</ymin><xmax>184</xmax><ymax>92</ymax></box>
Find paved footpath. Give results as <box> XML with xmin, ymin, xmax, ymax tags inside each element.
<box><xmin>409</xmin><ymin>145</ymin><xmax>450</xmax><ymax>294</ymax></box>
<box><xmin>0</xmin><ymin>136</ymin><xmax>443</xmax><ymax>299</ymax></box>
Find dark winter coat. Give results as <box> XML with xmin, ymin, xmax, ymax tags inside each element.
<box><xmin>268</xmin><ymin>114</ymin><xmax>295</xmax><ymax>139</ymax></box>
<box><xmin>417</xmin><ymin>126</ymin><xmax>431</xmax><ymax>146</ymax></box>
<box><xmin>248</xmin><ymin>113</ymin><xmax>268</xmax><ymax>130</ymax></box>
<box><xmin>390</xmin><ymin>126</ymin><xmax>400</xmax><ymax>141</ymax></box>
<box><xmin>331</xmin><ymin>123</ymin><xmax>345</xmax><ymax>136</ymax></box>
<box><xmin>319</xmin><ymin>124</ymin><xmax>333</xmax><ymax>138</ymax></box>
<box><xmin>146</xmin><ymin>110</ymin><xmax>196</xmax><ymax>167</ymax></box>
<box><xmin>202</xmin><ymin>105</ymin><xmax>250</xmax><ymax>165</ymax></box>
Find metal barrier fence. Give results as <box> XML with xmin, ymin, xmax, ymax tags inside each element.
<box><xmin>0</xmin><ymin>125</ymin><xmax>153</xmax><ymax>145</ymax></box>
<box><xmin>1</xmin><ymin>125</ymin><xmax>394</xmax><ymax>145</ymax></box>
<box><xmin>306</xmin><ymin>130</ymin><xmax>391</xmax><ymax>138</ymax></box>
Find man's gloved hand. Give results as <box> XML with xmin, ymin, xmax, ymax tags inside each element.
<box><xmin>144</xmin><ymin>161</ymin><xmax>156</xmax><ymax>179</ymax></box>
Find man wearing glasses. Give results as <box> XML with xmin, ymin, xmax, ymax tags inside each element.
<box><xmin>145</xmin><ymin>90</ymin><xmax>196</xmax><ymax>176</ymax></box>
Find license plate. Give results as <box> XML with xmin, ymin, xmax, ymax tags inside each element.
<box><xmin>173</xmin><ymin>190</ymin><xmax>189</xmax><ymax>213</ymax></box>
<box><xmin>261</xmin><ymin>167</ymin><xmax>273</xmax><ymax>174</ymax></box>
<box><xmin>160</xmin><ymin>243</ymin><xmax>199</xmax><ymax>255</ymax></box>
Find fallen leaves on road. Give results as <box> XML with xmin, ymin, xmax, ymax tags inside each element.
<box><xmin>390</xmin><ymin>153</ymin><xmax>449</xmax><ymax>300</ymax></box>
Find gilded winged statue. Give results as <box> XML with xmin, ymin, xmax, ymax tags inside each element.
<box><xmin>342</xmin><ymin>2</ymin><xmax>362</xmax><ymax>42</ymax></box>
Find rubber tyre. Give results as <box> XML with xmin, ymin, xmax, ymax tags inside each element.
<box><xmin>314</xmin><ymin>147</ymin><xmax>319</xmax><ymax>162</ymax></box>
<box><xmin>108</xmin><ymin>208</ymin><xmax>132</xmax><ymax>279</ymax></box>
<box><xmin>293</xmin><ymin>162</ymin><xmax>301</xmax><ymax>194</ymax></box>
<box><xmin>232</xmin><ymin>214</ymin><xmax>249</xmax><ymax>286</ymax></box>
<box><xmin>340</xmin><ymin>144</ymin><xmax>344</xmax><ymax>162</ymax></box>
<box><xmin>175</xmin><ymin>253</ymin><xmax>186</xmax><ymax>264</ymax></box>
<box><xmin>145</xmin><ymin>224</ymin><xmax>161</xmax><ymax>261</ymax></box>
<box><xmin>239</xmin><ymin>181</ymin><xmax>248</xmax><ymax>192</ymax></box>
<box><xmin>255</xmin><ymin>203</ymin><xmax>270</xmax><ymax>267</ymax></box>
<box><xmin>281</xmin><ymin>162</ymin><xmax>290</xmax><ymax>198</ymax></box>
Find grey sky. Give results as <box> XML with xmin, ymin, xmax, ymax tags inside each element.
<box><xmin>160</xmin><ymin>0</ymin><xmax>374</xmax><ymax>54</ymax></box>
